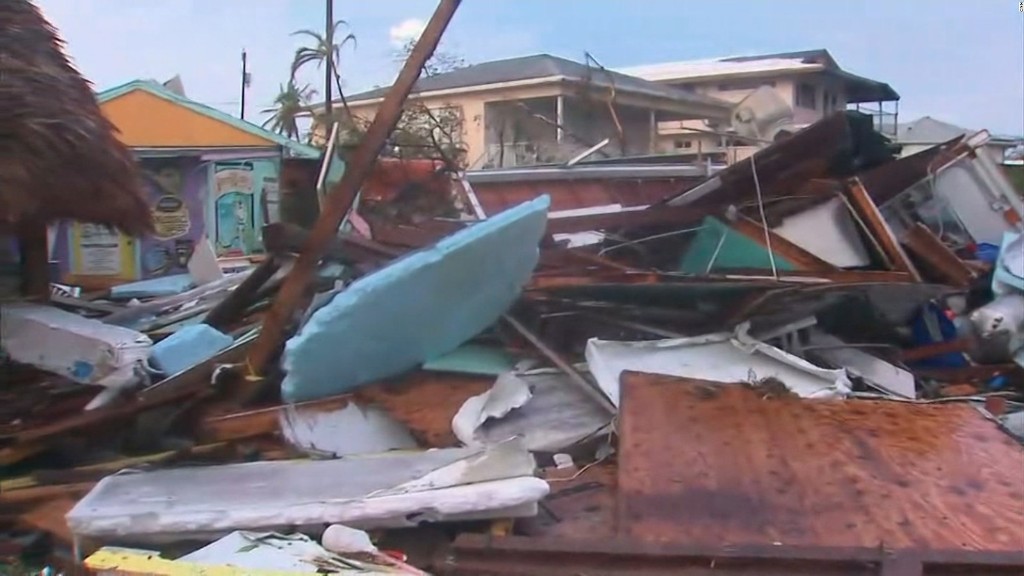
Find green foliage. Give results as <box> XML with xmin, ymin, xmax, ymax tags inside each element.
<box><xmin>261</xmin><ymin>80</ymin><xmax>317</xmax><ymax>140</ymax></box>
<box><xmin>290</xmin><ymin>20</ymin><xmax>357</xmax><ymax>98</ymax></box>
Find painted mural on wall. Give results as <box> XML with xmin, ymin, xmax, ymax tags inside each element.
<box><xmin>137</xmin><ymin>157</ymin><xmax>207</xmax><ymax>279</ymax></box>
<box><xmin>212</xmin><ymin>162</ymin><xmax>256</xmax><ymax>256</ymax></box>
<box><xmin>210</xmin><ymin>160</ymin><xmax>276</xmax><ymax>257</ymax></box>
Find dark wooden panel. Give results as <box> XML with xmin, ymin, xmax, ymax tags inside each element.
<box><xmin>617</xmin><ymin>372</ymin><xmax>1024</xmax><ymax>552</ymax></box>
<box><xmin>355</xmin><ymin>371</ymin><xmax>492</xmax><ymax>448</ymax></box>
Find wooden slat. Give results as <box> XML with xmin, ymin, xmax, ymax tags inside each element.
<box><xmin>901</xmin><ymin>223</ymin><xmax>975</xmax><ymax>288</ymax></box>
<box><xmin>845</xmin><ymin>178</ymin><xmax>922</xmax><ymax>281</ymax></box>
<box><xmin>728</xmin><ymin>215</ymin><xmax>840</xmax><ymax>272</ymax></box>
<box><xmin>617</xmin><ymin>372</ymin><xmax>1024</xmax><ymax>551</ymax></box>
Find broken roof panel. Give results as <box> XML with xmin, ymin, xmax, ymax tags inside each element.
<box><xmin>281</xmin><ymin>196</ymin><xmax>550</xmax><ymax>403</ymax></box>
<box><xmin>68</xmin><ymin>440</ymin><xmax>548</xmax><ymax>542</ymax></box>
<box><xmin>616</xmin><ymin>372</ymin><xmax>1024</xmax><ymax>551</ymax></box>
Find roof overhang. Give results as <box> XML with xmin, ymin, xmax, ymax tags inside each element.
<box><xmin>130</xmin><ymin>146</ymin><xmax>285</xmax><ymax>159</ymax></box>
<box><xmin>821</xmin><ymin>69</ymin><xmax>899</xmax><ymax>103</ymax></box>
<box><xmin>642</xmin><ymin>63</ymin><xmax>826</xmax><ymax>84</ymax></box>
<box><xmin>314</xmin><ymin>76</ymin><xmax>569</xmax><ymax>113</ymax></box>
<box><xmin>311</xmin><ymin>75</ymin><xmax>732</xmax><ymax>121</ymax></box>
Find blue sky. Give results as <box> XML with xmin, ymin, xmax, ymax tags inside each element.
<box><xmin>37</xmin><ymin>0</ymin><xmax>1024</xmax><ymax>134</ymax></box>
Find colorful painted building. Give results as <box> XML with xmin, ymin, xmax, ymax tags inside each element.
<box><xmin>54</xmin><ymin>79</ymin><xmax>321</xmax><ymax>288</ymax></box>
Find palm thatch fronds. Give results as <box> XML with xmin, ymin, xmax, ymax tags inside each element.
<box><xmin>0</xmin><ymin>0</ymin><xmax>152</xmax><ymax>235</ymax></box>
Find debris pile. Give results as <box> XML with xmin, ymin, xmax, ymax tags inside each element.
<box><xmin>4</xmin><ymin>103</ymin><xmax>1023</xmax><ymax>573</ymax></box>
<box><xmin>3</xmin><ymin>2</ymin><xmax>1024</xmax><ymax>574</ymax></box>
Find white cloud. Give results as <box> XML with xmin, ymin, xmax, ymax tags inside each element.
<box><xmin>388</xmin><ymin>18</ymin><xmax>426</xmax><ymax>48</ymax></box>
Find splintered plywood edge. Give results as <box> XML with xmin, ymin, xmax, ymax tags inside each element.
<box><xmin>616</xmin><ymin>371</ymin><xmax>1024</xmax><ymax>552</ymax></box>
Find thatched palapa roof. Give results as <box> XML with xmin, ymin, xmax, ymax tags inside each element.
<box><xmin>0</xmin><ymin>0</ymin><xmax>152</xmax><ymax>235</ymax></box>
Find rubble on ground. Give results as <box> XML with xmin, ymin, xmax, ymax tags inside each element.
<box><xmin>2</xmin><ymin>4</ymin><xmax>1024</xmax><ymax>575</ymax></box>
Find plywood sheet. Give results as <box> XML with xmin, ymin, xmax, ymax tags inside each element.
<box><xmin>617</xmin><ymin>371</ymin><xmax>1024</xmax><ymax>552</ymax></box>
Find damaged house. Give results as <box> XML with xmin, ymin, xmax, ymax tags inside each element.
<box><xmin>311</xmin><ymin>54</ymin><xmax>733</xmax><ymax>169</ymax></box>
<box><xmin>621</xmin><ymin>49</ymin><xmax>901</xmax><ymax>163</ymax></box>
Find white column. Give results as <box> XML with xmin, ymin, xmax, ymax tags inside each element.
<box><xmin>556</xmin><ymin>95</ymin><xmax>564</xmax><ymax>143</ymax></box>
<box><xmin>649</xmin><ymin>110</ymin><xmax>657</xmax><ymax>153</ymax></box>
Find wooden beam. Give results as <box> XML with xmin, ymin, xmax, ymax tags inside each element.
<box><xmin>728</xmin><ymin>215</ymin><xmax>840</xmax><ymax>272</ymax></box>
<box><xmin>901</xmin><ymin>223</ymin><xmax>975</xmax><ymax>288</ymax></box>
<box><xmin>262</xmin><ymin>222</ymin><xmax>401</xmax><ymax>262</ymax></box>
<box><xmin>503</xmin><ymin>314</ymin><xmax>615</xmax><ymax>414</ymax></box>
<box><xmin>244</xmin><ymin>0</ymin><xmax>462</xmax><ymax>384</ymax></box>
<box><xmin>204</xmin><ymin>256</ymin><xmax>282</xmax><ymax>331</ymax></box>
<box><xmin>17</xmin><ymin>220</ymin><xmax>49</xmax><ymax>301</ymax></box>
<box><xmin>845</xmin><ymin>178</ymin><xmax>922</xmax><ymax>281</ymax></box>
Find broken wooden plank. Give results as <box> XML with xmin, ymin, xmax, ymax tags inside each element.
<box><xmin>245</xmin><ymin>0</ymin><xmax>463</xmax><ymax>384</ymax></box>
<box><xmin>0</xmin><ymin>334</ymin><xmax>256</xmax><ymax>467</ymax></box>
<box><xmin>204</xmin><ymin>257</ymin><xmax>282</xmax><ymax>331</ymax></box>
<box><xmin>0</xmin><ymin>443</ymin><xmax>230</xmax><ymax>492</ymax></box>
<box><xmin>902</xmin><ymin>222</ymin><xmax>975</xmax><ymax>288</ymax></box>
<box><xmin>262</xmin><ymin>222</ymin><xmax>402</xmax><ymax>262</ymax></box>
<box><xmin>617</xmin><ymin>372</ymin><xmax>1024</xmax><ymax>551</ymax></box>
<box><xmin>728</xmin><ymin>215</ymin><xmax>840</xmax><ymax>272</ymax></box>
<box><xmin>845</xmin><ymin>177</ymin><xmax>922</xmax><ymax>281</ymax></box>
<box><xmin>503</xmin><ymin>314</ymin><xmax>615</xmax><ymax>414</ymax></box>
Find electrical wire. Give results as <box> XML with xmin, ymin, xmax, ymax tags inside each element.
<box><xmin>597</xmin><ymin>226</ymin><xmax>705</xmax><ymax>256</ymax></box>
<box><xmin>749</xmin><ymin>153</ymin><xmax>777</xmax><ymax>279</ymax></box>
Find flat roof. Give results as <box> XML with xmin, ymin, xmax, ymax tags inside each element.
<box><xmin>619</xmin><ymin>49</ymin><xmax>899</xmax><ymax>103</ymax></box>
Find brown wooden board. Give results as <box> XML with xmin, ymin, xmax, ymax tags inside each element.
<box><xmin>845</xmin><ymin>178</ymin><xmax>922</xmax><ymax>281</ymax></box>
<box><xmin>616</xmin><ymin>372</ymin><xmax>1024</xmax><ymax>552</ymax></box>
<box><xmin>901</xmin><ymin>222</ymin><xmax>975</xmax><ymax>288</ymax></box>
<box><xmin>443</xmin><ymin>534</ymin><xmax>1024</xmax><ymax>576</ymax></box>
<box><xmin>354</xmin><ymin>371</ymin><xmax>493</xmax><ymax>448</ymax></box>
<box><xmin>728</xmin><ymin>215</ymin><xmax>840</xmax><ymax>272</ymax></box>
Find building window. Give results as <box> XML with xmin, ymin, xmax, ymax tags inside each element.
<box><xmin>674</xmin><ymin>139</ymin><xmax>693</xmax><ymax>150</ymax></box>
<box><xmin>822</xmin><ymin>90</ymin><xmax>841</xmax><ymax>113</ymax></box>
<box><xmin>717</xmin><ymin>80</ymin><xmax>776</xmax><ymax>91</ymax></box>
<box><xmin>795</xmin><ymin>83</ymin><xmax>817</xmax><ymax>110</ymax></box>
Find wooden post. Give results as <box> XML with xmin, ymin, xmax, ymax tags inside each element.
<box><xmin>845</xmin><ymin>177</ymin><xmax>922</xmax><ymax>281</ymax></box>
<box><xmin>242</xmin><ymin>0</ymin><xmax>462</xmax><ymax>388</ymax></box>
<box><xmin>18</xmin><ymin>220</ymin><xmax>49</xmax><ymax>301</ymax></box>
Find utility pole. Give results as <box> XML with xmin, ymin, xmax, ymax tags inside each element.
<box><xmin>240</xmin><ymin>49</ymin><xmax>249</xmax><ymax>120</ymax></box>
<box><xmin>324</xmin><ymin>0</ymin><xmax>334</xmax><ymax>121</ymax></box>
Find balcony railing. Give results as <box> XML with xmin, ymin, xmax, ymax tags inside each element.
<box><xmin>477</xmin><ymin>141</ymin><xmax>590</xmax><ymax>169</ymax></box>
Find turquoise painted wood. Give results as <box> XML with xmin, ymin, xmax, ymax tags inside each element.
<box><xmin>680</xmin><ymin>216</ymin><xmax>798</xmax><ymax>274</ymax></box>
<box><xmin>281</xmin><ymin>196</ymin><xmax>551</xmax><ymax>403</ymax></box>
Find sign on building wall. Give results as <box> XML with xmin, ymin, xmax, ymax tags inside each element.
<box><xmin>212</xmin><ymin>162</ymin><xmax>258</xmax><ymax>257</ymax></box>
<box><xmin>137</xmin><ymin>158</ymin><xmax>205</xmax><ymax>278</ymax></box>
<box><xmin>210</xmin><ymin>159</ymin><xmax>278</xmax><ymax>257</ymax></box>
<box><xmin>73</xmin><ymin>224</ymin><xmax>125</xmax><ymax>276</ymax></box>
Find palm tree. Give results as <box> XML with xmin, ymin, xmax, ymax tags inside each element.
<box><xmin>261</xmin><ymin>80</ymin><xmax>317</xmax><ymax>140</ymax></box>
<box><xmin>290</xmin><ymin>19</ymin><xmax>356</xmax><ymax>119</ymax></box>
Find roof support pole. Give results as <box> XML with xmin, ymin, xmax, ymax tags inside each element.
<box><xmin>556</xmin><ymin>95</ymin><xmax>564</xmax><ymax>143</ymax></box>
<box><xmin>648</xmin><ymin>110</ymin><xmax>657</xmax><ymax>154</ymax></box>
<box><xmin>17</xmin><ymin>220</ymin><xmax>49</xmax><ymax>302</ymax></box>
<box><xmin>242</xmin><ymin>0</ymin><xmax>462</xmax><ymax>392</ymax></box>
